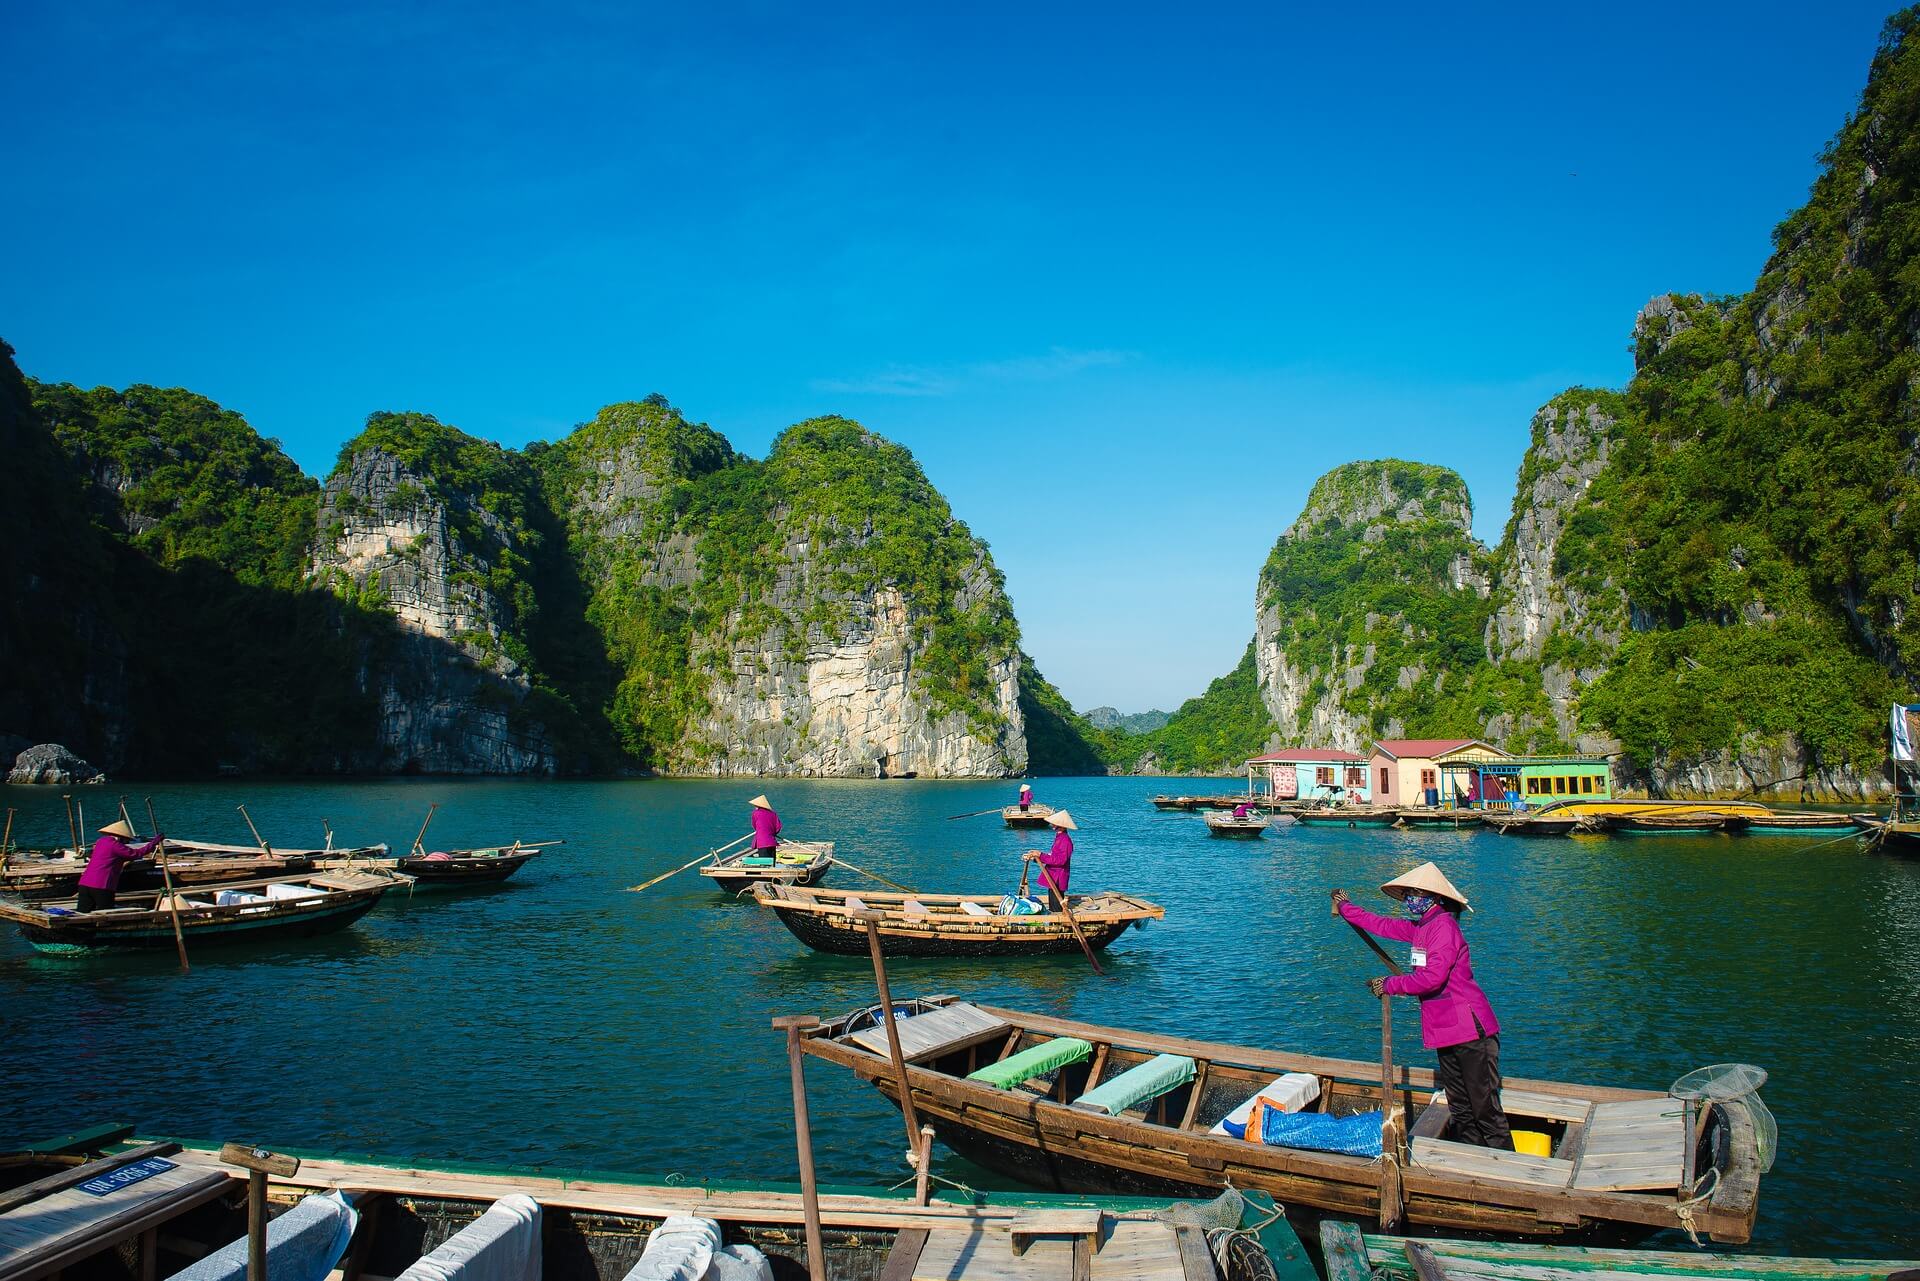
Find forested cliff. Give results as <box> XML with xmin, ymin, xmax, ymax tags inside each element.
<box><xmin>1086</xmin><ymin>11</ymin><xmax>1920</xmax><ymax>795</ymax></box>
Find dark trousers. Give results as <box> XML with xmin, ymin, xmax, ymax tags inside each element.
<box><xmin>76</xmin><ymin>886</ymin><xmax>115</xmax><ymax>912</ymax></box>
<box><xmin>1436</xmin><ymin>1034</ymin><xmax>1512</xmax><ymax>1150</ymax></box>
<box><xmin>1019</xmin><ymin>801</ymin><xmax>1031</xmax><ymax>811</ymax></box>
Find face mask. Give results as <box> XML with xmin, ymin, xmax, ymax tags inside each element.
<box><xmin>1403</xmin><ymin>893</ymin><xmax>1436</xmax><ymax>920</ymax></box>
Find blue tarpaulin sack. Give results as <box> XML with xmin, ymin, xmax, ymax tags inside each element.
<box><xmin>1222</xmin><ymin>1108</ymin><xmax>1384</xmax><ymax>1157</ymax></box>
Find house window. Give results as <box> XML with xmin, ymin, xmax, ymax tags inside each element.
<box><xmin>1346</xmin><ymin>767</ymin><xmax>1365</xmax><ymax>787</ymax></box>
<box><xmin>1580</xmin><ymin>776</ymin><xmax>1595</xmax><ymax>794</ymax></box>
<box><xmin>1525</xmin><ymin>778</ymin><xmax>1543</xmax><ymax>795</ymax></box>
<box><xmin>1379</xmin><ymin>767</ymin><xmax>1390</xmax><ymax>794</ymax></box>
<box><xmin>1554</xmin><ymin>776</ymin><xmax>1568</xmax><ymax>794</ymax></box>
<box><xmin>1316</xmin><ymin>766</ymin><xmax>1334</xmax><ymax>786</ymax></box>
<box><xmin>1420</xmin><ymin>769</ymin><xmax>1436</xmax><ymax>790</ymax></box>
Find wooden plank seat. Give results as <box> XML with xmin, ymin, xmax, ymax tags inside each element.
<box><xmin>1409</xmin><ymin>1137</ymin><xmax>1575</xmax><ymax>1189</ymax></box>
<box><xmin>1570</xmin><ymin>1098</ymin><xmax>1687</xmax><ymax>1192</ymax></box>
<box><xmin>1072</xmin><ymin>1055</ymin><xmax>1196</xmax><ymax>1116</ymax></box>
<box><xmin>850</xmin><ymin>1002</ymin><xmax>1013</xmax><ymax>1063</ymax></box>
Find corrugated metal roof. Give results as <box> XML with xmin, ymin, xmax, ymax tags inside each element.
<box><xmin>1246</xmin><ymin>749</ymin><xmax>1367</xmax><ymax>763</ymax></box>
<box><xmin>1373</xmin><ymin>738</ymin><xmax>1488</xmax><ymax>758</ymax></box>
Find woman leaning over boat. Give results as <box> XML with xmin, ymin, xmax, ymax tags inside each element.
<box><xmin>77</xmin><ymin>818</ymin><xmax>164</xmax><ymax>912</ymax></box>
<box><xmin>1332</xmin><ymin>861</ymin><xmax>1511</xmax><ymax>1151</ymax></box>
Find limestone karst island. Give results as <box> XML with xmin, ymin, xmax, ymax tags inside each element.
<box><xmin>1</xmin><ymin>5</ymin><xmax>1917</xmax><ymax>1281</ymax></box>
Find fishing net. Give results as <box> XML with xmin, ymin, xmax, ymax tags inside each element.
<box><xmin>1155</xmin><ymin>1186</ymin><xmax>1246</xmax><ymax>1232</ymax></box>
<box><xmin>1670</xmin><ymin>1063</ymin><xmax>1776</xmax><ymax>1173</ymax></box>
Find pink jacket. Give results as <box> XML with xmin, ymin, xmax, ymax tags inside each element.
<box><xmin>750</xmin><ymin>807</ymin><xmax>782</xmax><ymax>850</ymax></box>
<box><xmin>79</xmin><ymin>834</ymin><xmax>161</xmax><ymax>890</ymax></box>
<box><xmin>1339</xmin><ymin>900</ymin><xmax>1500</xmax><ymax>1050</ymax></box>
<box><xmin>1037</xmin><ymin>830</ymin><xmax>1073</xmax><ymax>895</ymax></box>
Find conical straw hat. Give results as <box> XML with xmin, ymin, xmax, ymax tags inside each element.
<box><xmin>1019</xmin><ymin>782</ymin><xmax>1032</xmax><ymax>792</ymax></box>
<box><xmin>99</xmin><ymin>818</ymin><xmax>134</xmax><ymax>838</ymax></box>
<box><xmin>1380</xmin><ymin>861</ymin><xmax>1469</xmax><ymax>910</ymax></box>
<box><xmin>1045</xmin><ymin>810</ymin><xmax>1078</xmax><ymax>831</ymax></box>
<box><xmin>749</xmin><ymin>795</ymin><xmax>772</xmax><ymax>810</ymax></box>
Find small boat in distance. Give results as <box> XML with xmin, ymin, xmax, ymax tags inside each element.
<box><xmin>1740</xmin><ymin>811</ymin><xmax>1863</xmax><ymax>835</ymax></box>
<box><xmin>699</xmin><ymin>840</ymin><xmax>834</xmax><ymax>894</ymax></box>
<box><xmin>1295</xmin><ymin>808</ymin><xmax>1400</xmax><ymax>828</ymax></box>
<box><xmin>395</xmin><ymin>842</ymin><xmax>553</xmax><ymax>886</ymax></box>
<box><xmin>0</xmin><ymin>869</ymin><xmax>407</xmax><ymax>953</ymax></box>
<box><xmin>752</xmin><ymin>883</ymin><xmax>1163</xmax><ymax>957</ymax></box>
<box><xmin>1480</xmin><ymin>812</ymin><xmax>1585</xmax><ymax>837</ymax></box>
<box><xmin>1393</xmin><ymin>807</ymin><xmax>1480</xmax><ymax>829</ymax></box>
<box><xmin>1604</xmin><ymin>812</ymin><xmax>1746</xmax><ymax>835</ymax></box>
<box><xmin>1003</xmin><ymin>802</ymin><xmax>1056</xmax><ymax>828</ymax></box>
<box><xmin>1202</xmin><ymin>811</ymin><xmax>1268</xmax><ymax>838</ymax></box>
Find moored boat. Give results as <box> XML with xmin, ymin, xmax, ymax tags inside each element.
<box><xmin>0</xmin><ymin>869</ymin><xmax>406</xmax><ymax>953</ymax></box>
<box><xmin>1295</xmin><ymin>808</ymin><xmax>1400</xmax><ymax>828</ymax></box>
<box><xmin>1151</xmin><ymin>795</ymin><xmax>1188</xmax><ymax>810</ymax></box>
<box><xmin>396</xmin><ymin>842</ymin><xmax>552</xmax><ymax>885</ymax></box>
<box><xmin>699</xmin><ymin>840</ymin><xmax>834</xmax><ymax>894</ymax></box>
<box><xmin>0</xmin><ymin>1133</ymin><xmax>1303</xmax><ymax>1281</ymax></box>
<box><xmin>1740</xmin><ymin>811</ymin><xmax>1865</xmax><ymax>835</ymax></box>
<box><xmin>1535</xmin><ymin>799</ymin><xmax>1771</xmax><ymax>821</ymax></box>
<box><xmin>0</xmin><ymin>847</ymin><xmax>323</xmax><ymax>900</ymax></box>
<box><xmin>1480</xmin><ymin>812</ymin><xmax>1584</xmax><ymax>837</ymax></box>
<box><xmin>1604</xmin><ymin>812</ymin><xmax>1745</xmax><ymax>835</ymax></box>
<box><xmin>1202</xmin><ymin>812</ymin><xmax>1268</xmax><ymax>838</ymax></box>
<box><xmin>1317</xmin><ymin>1219</ymin><xmax>1917</xmax><ymax>1281</ymax></box>
<box><xmin>1393</xmin><ymin>808</ymin><xmax>1481</xmax><ymax>829</ymax></box>
<box><xmin>753</xmin><ymin>883</ymin><xmax>1164</xmax><ymax>957</ymax></box>
<box><xmin>794</xmin><ymin>995</ymin><xmax>1767</xmax><ymax>1244</ymax></box>
<box><xmin>1004</xmin><ymin>803</ymin><xmax>1056</xmax><ymax>828</ymax></box>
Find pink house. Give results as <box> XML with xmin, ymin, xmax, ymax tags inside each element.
<box><xmin>1368</xmin><ymin>738</ymin><xmax>1506</xmax><ymax>806</ymax></box>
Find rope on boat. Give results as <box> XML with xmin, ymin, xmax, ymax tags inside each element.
<box><xmin>1670</xmin><ymin>1167</ymin><xmax>1721</xmax><ymax>1246</ymax></box>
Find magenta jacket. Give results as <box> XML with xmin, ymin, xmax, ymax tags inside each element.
<box><xmin>750</xmin><ymin>807</ymin><xmax>782</xmax><ymax>850</ymax></box>
<box><xmin>79</xmin><ymin>834</ymin><xmax>161</xmax><ymax>890</ymax></box>
<box><xmin>1037</xmin><ymin>830</ymin><xmax>1073</xmax><ymax>895</ymax></box>
<box><xmin>1339</xmin><ymin>900</ymin><xmax>1500</xmax><ymax>1050</ymax></box>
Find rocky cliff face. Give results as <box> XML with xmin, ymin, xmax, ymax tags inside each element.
<box><xmin>310</xmin><ymin>419</ymin><xmax>559</xmax><ymax>775</ymax></box>
<box><xmin>1253</xmin><ymin>460</ymin><xmax>1491</xmax><ymax>749</ymax></box>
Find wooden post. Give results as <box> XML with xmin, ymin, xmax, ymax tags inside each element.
<box><xmin>219</xmin><ymin>1143</ymin><xmax>299</xmax><ymax>1281</ymax></box>
<box><xmin>771</xmin><ymin>1015</ymin><xmax>827</xmax><ymax>1281</ymax></box>
<box><xmin>64</xmin><ymin>794</ymin><xmax>80</xmax><ymax>859</ymax></box>
<box><xmin>1</xmin><ymin>807</ymin><xmax>14</xmax><ymax>871</ymax></box>
<box><xmin>1378</xmin><ymin>992</ymin><xmax>1403</xmax><ymax>1230</ymax></box>
<box><xmin>236</xmin><ymin>804</ymin><xmax>274</xmax><ymax>856</ymax></box>
<box><xmin>411</xmin><ymin>803</ymin><xmax>440</xmax><ymax>857</ymax></box>
<box><xmin>913</xmin><ymin>1124</ymin><xmax>935</xmax><ymax>1206</ymax></box>
<box><xmin>143</xmin><ymin>798</ymin><xmax>190</xmax><ymax>974</ymax></box>
<box><xmin>850</xmin><ymin>909</ymin><xmax>926</xmax><ymax>1167</ymax></box>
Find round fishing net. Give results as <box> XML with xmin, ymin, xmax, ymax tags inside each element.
<box><xmin>1156</xmin><ymin>1186</ymin><xmax>1247</xmax><ymax>1232</ymax></box>
<box><xmin>1670</xmin><ymin>1063</ymin><xmax>1776</xmax><ymax>1173</ymax></box>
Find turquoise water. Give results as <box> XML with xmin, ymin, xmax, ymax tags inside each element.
<box><xmin>1</xmin><ymin>777</ymin><xmax>1915</xmax><ymax>1255</ymax></box>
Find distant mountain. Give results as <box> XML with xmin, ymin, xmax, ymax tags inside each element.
<box><xmin>1084</xmin><ymin>707</ymin><xmax>1170</xmax><ymax>734</ymax></box>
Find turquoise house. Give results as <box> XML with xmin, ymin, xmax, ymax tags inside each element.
<box><xmin>1246</xmin><ymin>750</ymin><xmax>1372</xmax><ymax>804</ymax></box>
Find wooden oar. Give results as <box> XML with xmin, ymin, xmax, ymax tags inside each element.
<box><xmin>411</xmin><ymin>803</ymin><xmax>440</xmax><ymax>857</ymax></box>
<box><xmin>63</xmin><ymin>794</ymin><xmax>80</xmax><ymax>859</ymax></box>
<box><xmin>830</xmin><ymin>855</ymin><xmax>915</xmax><ymax>894</ymax></box>
<box><xmin>1332</xmin><ymin>891</ymin><xmax>1404</xmax><ymax>1229</ymax></box>
<box><xmin>625</xmin><ymin>833</ymin><xmax>750</xmax><ymax>893</ymax></box>
<box><xmin>236</xmin><ymin>804</ymin><xmax>274</xmax><ymax>856</ymax></box>
<box><xmin>1</xmin><ymin>808</ymin><xmax>13</xmax><ymax>871</ymax></box>
<box><xmin>944</xmin><ymin>807</ymin><xmax>1005</xmax><ymax>821</ymax></box>
<box><xmin>143</xmin><ymin>797</ymin><xmax>190</xmax><ymax>974</ymax></box>
<box><xmin>1036</xmin><ymin>863</ymin><xmax>1105</xmax><ymax>976</ymax></box>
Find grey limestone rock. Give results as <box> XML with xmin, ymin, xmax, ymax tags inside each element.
<box><xmin>8</xmin><ymin>742</ymin><xmax>105</xmax><ymax>785</ymax></box>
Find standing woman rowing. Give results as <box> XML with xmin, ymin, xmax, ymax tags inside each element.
<box><xmin>1333</xmin><ymin>861</ymin><xmax>1511</xmax><ymax>1150</ymax></box>
<box><xmin>1024</xmin><ymin>810</ymin><xmax>1077</xmax><ymax>910</ymax></box>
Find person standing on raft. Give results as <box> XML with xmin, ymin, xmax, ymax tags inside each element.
<box><xmin>748</xmin><ymin>794</ymin><xmax>782</xmax><ymax>859</ymax></box>
<box><xmin>1017</xmin><ymin>782</ymin><xmax>1034</xmax><ymax>813</ymax></box>
<box><xmin>1332</xmin><ymin>861</ymin><xmax>1511</xmax><ymax>1150</ymax></box>
<box><xmin>1023</xmin><ymin>810</ymin><xmax>1077</xmax><ymax>910</ymax></box>
<box><xmin>77</xmin><ymin>818</ymin><xmax>164</xmax><ymax>912</ymax></box>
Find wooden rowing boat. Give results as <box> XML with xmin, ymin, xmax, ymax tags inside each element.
<box><xmin>0</xmin><ymin>1132</ymin><xmax>1305</xmax><ymax>1281</ymax></box>
<box><xmin>794</xmin><ymin>995</ymin><xmax>1765</xmax><ymax>1244</ymax></box>
<box><xmin>0</xmin><ymin>870</ymin><xmax>407</xmax><ymax>953</ymax></box>
<box><xmin>0</xmin><ymin>849</ymin><xmax>322</xmax><ymax>900</ymax></box>
<box><xmin>753</xmin><ymin>883</ymin><xmax>1164</xmax><ymax>957</ymax></box>
<box><xmin>1005</xmin><ymin>803</ymin><xmax>1056</xmax><ymax>828</ymax></box>
<box><xmin>1295</xmin><ymin>809</ymin><xmax>1400</xmax><ymax>828</ymax></box>
<box><xmin>397</xmin><ymin>842</ymin><xmax>550</xmax><ymax>885</ymax></box>
<box><xmin>1535</xmin><ymin>799</ymin><xmax>1772</xmax><ymax>820</ymax></box>
<box><xmin>1317</xmin><ymin>1219</ymin><xmax>1917</xmax><ymax>1281</ymax></box>
<box><xmin>1394</xmin><ymin>808</ymin><xmax>1481</xmax><ymax>829</ymax></box>
<box><xmin>1201</xmin><ymin>812</ymin><xmax>1268</xmax><ymax>838</ymax></box>
<box><xmin>699</xmin><ymin>841</ymin><xmax>834</xmax><ymax>894</ymax></box>
<box><xmin>1604</xmin><ymin>813</ymin><xmax>1744</xmax><ymax>835</ymax></box>
<box><xmin>1480</xmin><ymin>813</ymin><xmax>1584</xmax><ymax>837</ymax></box>
<box><xmin>1740</xmin><ymin>812</ymin><xmax>1863</xmax><ymax>835</ymax></box>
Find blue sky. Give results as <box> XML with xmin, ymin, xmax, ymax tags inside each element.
<box><xmin>3</xmin><ymin>2</ymin><xmax>1898</xmax><ymax>710</ymax></box>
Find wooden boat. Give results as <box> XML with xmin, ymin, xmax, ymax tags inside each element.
<box><xmin>0</xmin><ymin>848</ymin><xmax>320</xmax><ymax>900</ymax></box>
<box><xmin>1195</xmin><ymin>795</ymin><xmax>1258</xmax><ymax>811</ymax></box>
<box><xmin>1603</xmin><ymin>812</ymin><xmax>1745</xmax><ymax>835</ymax></box>
<box><xmin>0</xmin><ymin>1130</ymin><xmax>1303</xmax><ymax>1281</ymax></box>
<box><xmin>753</xmin><ymin>883</ymin><xmax>1164</xmax><ymax>957</ymax></box>
<box><xmin>165</xmin><ymin>838</ymin><xmax>391</xmax><ymax>860</ymax></box>
<box><xmin>795</xmin><ymin>995</ymin><xmax>1765</xmax><ymax>1244</ymax></box>
<box><xmin>396</xmin><ymin>842</ymin><xmax>550</xmax><ymax>885</ymax></box>
<box><xmin>1740</xmin><ymin>811</ymin><xmax>1863</xmax><ymax>835</ymax></box>
<box><xmin>1151</xmin><ymin>795</ymin><xmax>1189</xmax><ymax>810</ymax></box>
<box><xmin>699</xmin><ymin>840</ymin><xmax>834</xmax><ymax>894</ymax></box>
<box><xmin>1004</xmin><ymin>803</ymin><xmax>1056</xmax><ymax>828</ymax></box>
<box><xmin>1202</xmin><ymin>812</ymin><xmax>1268</xmax><ymax>838</ymax></box>
<box><xmin>1852</xmin><ymin>813</ymin><xmax>1920</xmax><ymax>853</ymax></box>
<box><xmin>0</xmin><ymin>869</ymin><xmax>406</xmax><ymax>953</ymax></box>
<box><xmin>1393</xmin><ymin>808</ymin><xmax>1481</xmax><ymax>829</ymax></box>
<box><xmin>1535</xmin><ymin>799</ymin><xmax>1771</xmax><ymax>821</ymax></box>
<box><xmin>1318</xmin><ymin>1219</ymin><xmax>1918</xmax><ymax>1281</ymax></box>
<box><xmin>1295</xmin><ymin>808</ymin><xmax>1400</xmax><ymax>828</ymax></box>
<box><xmin>1480</xmin><ymin>812</ymin><xmax>1584</xmax><ymax>837</ymax></box>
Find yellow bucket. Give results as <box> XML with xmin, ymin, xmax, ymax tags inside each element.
<box><xmin>1512</xmin><ymin>1129</ymin><xmax>1552</xmax><ymax>1157</ymax></box>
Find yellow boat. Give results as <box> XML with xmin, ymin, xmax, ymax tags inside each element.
<box><xmin>1537</xmin><ymin>798</ymin><xmax>1773</xmax><ymax>819</ymax></box>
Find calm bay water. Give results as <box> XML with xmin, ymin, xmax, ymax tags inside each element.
<box><xmin>1</xmin><ymin>777</ymin><xmax>1915</xmax><ymax>1255</ymax></box>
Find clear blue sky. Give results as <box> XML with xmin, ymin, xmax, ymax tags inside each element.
<box><xmin>3</xmin><ymin>2</ymin><xmax>1898</xmax><ymax>710</ymax></box>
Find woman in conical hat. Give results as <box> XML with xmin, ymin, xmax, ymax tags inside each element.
<box><xmin>1017</xmin><ymin>781</ymin><xmax>1034</xmax><ymax>813</ymax></box>
<box><xmin>77</xmin><ymin>817</ymin><xmax>163</xmax><ymax>913</ymax></box>
<box><xmin>1332</xmin><ymin>861</ymin><xmax>1510</xmax><ymax>1151</ymax></box>
<box><xmin>1024</xmin><ymin>809</ymin><xmax>1077</xmax><ymax>909</ymax></box>
<box><xmin>747</xmin><ymin>795</ymin><xmax>782</xmax><ymax>856</ymax></box>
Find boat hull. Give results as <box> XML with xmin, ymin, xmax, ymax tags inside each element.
<box><xmin>400</xmin><ymin>851</ymin><xmax>537</xmax><ymax>886</ymax></box>
<box><xmin>18</xmin><ymin>892</ymin><xmax>379</xmax><ymax>953</ymax></box>
<box><xmin>766</xmin><ymin>899</ymin><xmax>1136</xmax><ymax>957</ymax></box>
<box><xmin>1481</xmin><ymin>816</ymin><xmax>1581</xmax><ymax>837</ymax></box>
<box><xmin>1296</xmin><ymin>812</ymin><xmax>1398</xmax><ymax>828</ymax></box>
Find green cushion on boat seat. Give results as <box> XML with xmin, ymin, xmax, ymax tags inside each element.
<box><xmin>1071</xmin><ymin>1053</ymin><xmax>1196</xmax><ymax>1115</ymax></box>
<box><xmin>966</xmin><ymin>1038</ymin><xmax>1093</xmax><ymax>1089</ymax></box>
<box><xmin>739</xmin><ymin>856</ymin><xmax>775</xmax><ymax>866</ymax></box>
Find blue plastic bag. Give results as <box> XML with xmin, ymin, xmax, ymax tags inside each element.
<box><xmin>1223</xmin><ymin>1108</ymin><xmax>1384</xmax><ymax>1157</ymax></box>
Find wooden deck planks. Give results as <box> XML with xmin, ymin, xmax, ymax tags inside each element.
<box><xmin>1571</xmin><ymin>1100</ymin><xmax>1685</xmax><ymax>1192</ymax></box>
<box><xmin>1429</xmin><ymin>1089</ymin><xmax>1593</xmax><ymax>1125</ymax></box>
<box><xmin>917</xmin><ymin>1229</ymin><xmax>1072</xmax><ymax>1281</ymax></box>
<box><xmin>1409</xmin><ymin>1138</ymin><xmax>1574</xmax><ymax>1189</ymax></box>
<box><xmin>0</xmin><ymin>1160</ymin><xmax>231</xmax><ymax>1281</ymax></box>
<box><xmin>851</xmin><ymin>1003</ymin><xmax>1011</xmax><ymax>1062</ymax></box>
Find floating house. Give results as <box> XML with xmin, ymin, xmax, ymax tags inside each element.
<box><xmin>1246</xmin><ymin>749</ymin><xmax>1371</xmax><ymax>803</ymax></box>
<box><xmin>1368</xmin><ymin>739</ymin><xmax>1508</xmax><ymax>807</ymax></box>
<box><xmin>1437</xmin><ymin>748</ymin><xmax>1615</xmax><ymax>808</ymax></box>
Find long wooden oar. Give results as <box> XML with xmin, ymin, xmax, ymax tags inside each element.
<box><xmin>829</xmin><ymin>855</ymin><xmax>916</xmax><ymax>894</ymax></box>
<box><xmin>626</xmin><ymin>833</ymin><xmax>750</xmax><ymax>893</ymax></box>
<box><xmin>944</xmin><ymin>807</ymin><xmax>1004</xmax><ymax>821</ymax></box>
<box><xmin>1</xmin><ymin>808</ymin><xmax>14</xmax><ymax>871</ymax></box>
<box><xmin>143</xmin><ymin>797</ymin><xmax>190</xmax><ymax>974</ymax></box>
<box><xmin>1333</xmin><ymin>892</ymin><xmax>1404</xmax><ymax>1229</ymax></box>
<box><xmin>1037</xmin><ymin>863</ymin><xmax>1105</xmax><ymax>976</ymax></box>
<box><xmin>411</xmin><ymin>803</ymin><xmax>440</xmax><ymax>857</ymax></box>
<box><xmin>236</xmin><ymin>804</ymin><xmax>274</xmax><ymax>856</ymax></box>
<box><xmin>63</xmin><ymin>794</ymin><xmax>80</xmax><ymax>859</ymax></box>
